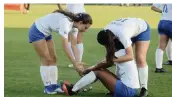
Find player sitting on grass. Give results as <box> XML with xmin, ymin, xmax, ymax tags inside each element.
<box><xmin>62</xmin><ymin>30</ymin><xmax>140</xmax><ymax>97</ymax></box>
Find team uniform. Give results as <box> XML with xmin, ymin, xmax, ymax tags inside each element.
<box><xmin>153</xmin><ymin>4</ymin><xmax>172</xmax><ymax>72</ymax></box>
<box><xmin>29</xmin><ymin>13</ymin><xmax>77</xmax><ymax>43</ymax></box>
<box><xmin>104</xmin><ymin>18</ymin><xmax>150</xmax><ymax>49</ymax></box>
<box><xmin>114</xmin><ymin>49</ymin><xmax>140</xmax><ymax>97</ymax></box>
<box><xmin>153</xmin><ymin>4</ymin><xmax>172</xmax><ymax>38</ymax></box>
<box><xmin>28</xmin><ymin>12</ymin><xmax>77</xmax><ymax>94</ymax></box>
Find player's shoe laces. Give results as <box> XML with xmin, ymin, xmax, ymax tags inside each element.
<box><xmin>163</xmin><ymin>60</ymin><xmax>172</xmax><ymax>65</ymax></box>
<box><xmin>155</xmin><ymin>68</ymin><xmax>166</xmax><ymax>73</ymax></box>
<box><xmin>139</xmin><ymin>87</ymin><xmax>148</xmax><ymax>97</ymax></box>
<box><xmin>44</xmin><ymin>84</ymin><xmax>64</xmax><ymax>94</ymax></box>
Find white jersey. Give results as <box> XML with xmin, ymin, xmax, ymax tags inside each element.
<box><xmin>115</xmin><ymin>49</ymin><xmax>140</xmax><ymax>89</ymax></box>
<box><xmin>35</xmin><ymin>13</ymin><xmax>77</xmax><ymax>39</ymax></box>
<box><xmin>66</xmin><ymin>4</ymin><xmax>86</xmax><ymax>13</ymax></box>
<box><xmin>153</xmin><ymin>4</ymin><xmax>172</xmax><ymax>21</ymax></box>
<box><xmin>104</xmin><ymin>18</ymin><xmax>147</xmax><ymax>49</ymax></box>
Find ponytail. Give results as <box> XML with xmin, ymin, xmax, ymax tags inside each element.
<box><xmin>53</xmin><ymin>10</ymin><xmax>92</xmax><ymax>24</ymax></box>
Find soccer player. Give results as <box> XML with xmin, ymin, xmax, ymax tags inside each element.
<box><xmin>63</xmin><ymin>49</ymin><xmax>140</xmax><ymax>97</ymax></box>
<box><xmin>28</xmin><ymin>10</ymin><xmax>92</xmax><ymax>94</ymax></box>
<box><xmin>57</xmin><ymin>4</ymin><xmax>86</xmax><ymax>68</ymax></box>
<box><xmin>151</xmin><ymin>4</ymin><xmax>172</xmax><ymax>73</ymax></box>
<box><xmin>64</xmin><ymin>17</ymin><xmax>150</xmax><ymax>97</ymax></box>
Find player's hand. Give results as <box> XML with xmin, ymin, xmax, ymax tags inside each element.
<box><xmin>74</xmin><ymin>62</ymin><xmax>85</xmax><ymax>76</ymax></box>
<box><xmin>83</xmin><ymin>66</ymin><xmax>95</xmax><ymax>75</ymax></box>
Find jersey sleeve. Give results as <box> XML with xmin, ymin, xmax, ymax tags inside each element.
<box><xmin>118</xmin><ymin>32</ymin><xmax>132</xmax><ymax>49</ymax></box>
<box><xmin>58</xmin><ymin>18</ymin><xmax>72</xmax><ymax>39</ymax></box>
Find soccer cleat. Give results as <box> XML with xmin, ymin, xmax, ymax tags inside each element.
<box><xmin>44</xmin><ymin>84</ymin><xmax>64</xmax><ymax>94</ymax></box>
<box><xmin>139</xmin><ymin>87</ymin><xmax>148</xmax><ymax>97</ymax></box>
<box><xmin>43</xmin><ymin>85</ymin><xmax>57</xmax><ymax>94</ymax></box>
<box><xmin>62</xmin><ymin>83</ymin><xmax>77</xmax><ymax>96</ymax></box>
<box><xmin>163</xmin><ymin>60</ymin><xmax>172</xmax><ymax>65</ymax></box>
<box><xmin>155</xmin><ymin>68</ymin><xmax>166</xmax><ymax>73</ymax></box>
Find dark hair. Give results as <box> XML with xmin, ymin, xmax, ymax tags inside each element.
<box><xmin>97</xmin><ymin>29</ymin><xmax>117</xmax><ymax>64</ymax></box>
<box><xmin>53</xmin><ymin>10</ymin><xmax>92</xmax><ymax>24</ymax></box>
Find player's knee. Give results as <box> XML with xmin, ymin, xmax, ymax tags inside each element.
<box><xmin>159</xmin><ymin>43</ymin><xmax>166</xmax><ymax>51</ymax></box>
<box><xmin>51</xmin><ymin>55</ymin><xmax>57</xmax><ymax>63</ymax></box>
<box><xmin>40</xmin><ymin>54</ymin><xmax>53</xmax><ymax>65</ymax></box>
<box><xmin>136</xmin><ymin>56</ymin><xmax>147</xmax><ymax>67</ymax></box>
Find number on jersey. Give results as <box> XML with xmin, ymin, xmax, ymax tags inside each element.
<box><xmin>163</xmin><ymin>4</ymin><xmax>168</xmax><ymax>13</ymax></box>
<box><xmin>111</xmin><ymin>18</ymin><xmax>128</xmax><ymax>24</ymax></box>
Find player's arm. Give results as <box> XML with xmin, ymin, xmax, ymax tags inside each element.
<box><xmin>151</xmin><ymin>4</ymin><xmax>162</xmax><ymax>13</ymax></box>
<box><xmin>113</xmin><ymin>46</ymin><xmax>133</xmax><ymax>63</ymax></box>
<box><xmin>113</xmin><ymin>34</ymin><xmax>133</xmax><ymax>63</ymax></box>
<box><xmin>57</xmin><ymin>4</ymin><xmax>63</xmax><ymax>10</ymax></box>
<box><xmin>58</xmin><ymin>19</ymin><xmax>78</xmax><ymax>65</ymax></box>
<box><xmin>70</xmin><ymin>29</ymin><xmax>80</xmax><ymax>64</ymax></box>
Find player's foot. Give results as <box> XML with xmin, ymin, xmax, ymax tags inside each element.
<box><xmin>44</xmin><ymin>84</ymin><xmax>64</xmax><ymax>94</ymax></box>
<box><xmin>68</xmin><ymin>64</ymin><xmax>74</xmax><ymax>68</ymax></box>
<box><xmin>62</xmin><ymin>83</ymin><xmax>77</xmax><ymax>96</ymax></box>
<box><xmin>163</xmin><ymin>60</ymin><xmax>172</xmax><ymax>65</ymax></box>
<box><xmin>155</xmin><ymin>68</ymin><xmax>166</xmax><ymax>73</ymax></box>
<box><xmin>139</xmin><ymin>87</ymin><xmax>148</xmax><ymax>97</ymax></box>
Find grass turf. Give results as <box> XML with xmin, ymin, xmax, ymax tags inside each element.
<box><xmin>4</xmin><ymin>4</ymin><xmax>172</xmax><ymax>97</ymax></box>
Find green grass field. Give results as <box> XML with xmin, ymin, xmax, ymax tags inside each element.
<box><xmin>4</xmin><ymin>4</ymin><xmax>172</xmax><ymax>97</ymax></box>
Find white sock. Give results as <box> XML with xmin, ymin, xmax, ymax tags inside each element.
<box><xmin>68</xmin><ymin>42</ymin><xmax>75</xmax><ymax>60</ymax></box>
<box><xmin>77</xmin><ymin>43</ymin><xmax>84</xmax><ymax>62</ymax></box>
<box><xmin>156</xmin><ymin>48</ymin><xmax>164</xmax><ymax>68</ymax></box>
<box><xmin>72</xmin><ymin>71</ymin><xmax>96</xmax><ymax>92</ymax></box>
<box><xmin>166</xmin><ymin>40</ymin><xmax>172</xmax><ymax>60</ymax></box>
<box><xmin>48</xmin><ymin>66</ymin><xmax>58</xmax><ymax>85</ymax></box>
<box><xmin>138</xmin><ymin>65</ymin><xmax>148</xmax><ymax>89</ymax></box>
<box><xmin>40</xmin><ymin>66</ymin><xmax>50</xmax><ymax>86</ymax></box>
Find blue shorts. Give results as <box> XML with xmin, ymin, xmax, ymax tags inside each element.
<box><xmin>28</xmin><ymin>23</ymin><xmax>52</xmax><ymax>43</ymax></box>
<box><xmin>158</xmin><ymin>20</ymin><xmax>172</xmax><ymax>38</ymax></box>
<box><xmin>114</xmin><ymin>80</ymin><xmax>137</xmax><ymax>97</ymax></box>
<box><xmin>131</xmin><ymin>23</ymin><xmax>150</xmax><ymax>43</ymax></box>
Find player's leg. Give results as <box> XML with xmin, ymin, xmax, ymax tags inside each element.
<box><xmin>94</xmin><ymin>70</ymin><xmax>137</xmax><ymax>97</ymax></box>
<box><xmin>164</xmin><ymin>39</ymin><xmax>172</xmax><ymax>65</ymax></box>
<box><xmin>155</xmin><ymin>20</ymin><xmax>171</xmax><ymax>72</ymax></box>
<box><xmin>32</xmin><ymin>40</ymin><xmax>59</xmax><ymax>94</ymax></box>
<box><xmin>29</xmin><ymin>23</ymin><xmax>58</xmax><ymax>94</ymax></box>
<box><xmin>46</xmin><ymin>37</ymin><xmax>64</xmax><ymax>93</ymax></box>
<box><xmin>77</xmin><ymin>31</ymin><xmax>84</xmax><ymax>62</ymax></box>
<box><xmin>135</xmin><ymin>41</ymin><xmax>149</xmax><ymax>96</ymax></box>
<box><xmin>63</xmin><ymin>69</ymin><xmax>116</xmax><ymax>95</ymax></box>
<box><xmin>134</xmin><ymin>23</ymin><xmax>150</xmax><ymax>97</ymax></box>
<box><xmin>156</xmin><ymin>35</ymin><xmax>169</xmax><ymax>71</ymax></box>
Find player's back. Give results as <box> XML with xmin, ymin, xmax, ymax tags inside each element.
<box><xmin>105</xmin><ymin>18</ymin><xmax>147</xmax><ymax>38</ymax></box>
<box><xmin>161</xmin><ymin>4</ymin><xmax>172</xmax><ymax>21</ymax></box>
<box><xmin>35</xmin><ymin>13</ymin><xmax>72</xmax><ymax>36</ymax></box>
<box><xmin>115</xmin><ymin>49</ymin><xmax>140</xmax><ymax>89</ymax></box>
